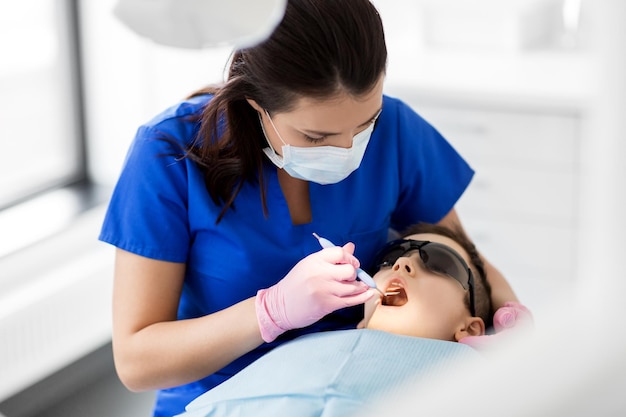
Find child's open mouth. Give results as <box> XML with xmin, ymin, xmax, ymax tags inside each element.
<box><xmin>382</xmin><ymin>281</ymin><xmax>408</xmax><ymax>307</ymax></box>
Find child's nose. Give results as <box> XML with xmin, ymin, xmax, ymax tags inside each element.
<box><xmin>392</xmin><ymin>257</ymin><xmax>416</xmax><ymax>276</ymax></box>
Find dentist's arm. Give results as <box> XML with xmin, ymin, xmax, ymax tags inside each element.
<box><xmin>112</xmin><ymin>245</ymin><xmax>371</xmax><ymax>391</ymax></box>
<box><xmin>112</xmin><ymin>249</ymin><xmax>263</xmax><ymax>391</ymax></box>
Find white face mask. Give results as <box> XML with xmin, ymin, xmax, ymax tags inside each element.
<box><xmin>260</xmin><ymin>110</ymin><xmax>379</xmax><ymax>185</ymax></box>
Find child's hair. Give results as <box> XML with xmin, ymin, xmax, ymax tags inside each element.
<box><xmin>399</xmin><ymin>223</ymin><xmax>493</xmax><ymax>329</ymax></box>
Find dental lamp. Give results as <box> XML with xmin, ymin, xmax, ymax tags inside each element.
<box><xmin>113</xmin><ymin>0</ymin><xmax>287</xmax><ymax>49</ymax></box>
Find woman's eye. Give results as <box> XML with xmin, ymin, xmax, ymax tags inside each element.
<box><xmin>304</xmin><ymin>135</ymin><xmax>326</xmax><ymax>144</ymax></box>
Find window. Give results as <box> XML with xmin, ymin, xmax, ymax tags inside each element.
<box><xmin>0</xmin><ymin>0</ymin><xmax>84</xmax><ymax>209</ymax></box>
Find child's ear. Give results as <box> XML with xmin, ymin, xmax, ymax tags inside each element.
<box><xmin>454</xmin><ymin>317</ymin><xmax>485</xmax><ymax>342</ymax></box>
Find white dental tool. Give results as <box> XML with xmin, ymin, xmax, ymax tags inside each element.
<box><xmin>312</xmin><ymin>233</ymin><xmax>385</xmax><ymax>297</ymax></box>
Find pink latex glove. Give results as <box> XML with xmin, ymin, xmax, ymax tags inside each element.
<box><xmin>492</xmin><ymin>301</ymin><xmax>533</xmax><ymax>333</ymax></box>
<box><xmin>256</xmin><ymin>245</ymin><xmax>374</xmax><ymax>342</ymax></box>
<box><xmin>459</xmin><ymin>301</ymin><xmax>533</xmax><ymax>350</ymax></box>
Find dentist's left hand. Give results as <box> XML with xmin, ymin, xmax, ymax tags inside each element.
<box><xmin>256</xmin><ymin>244</ymin><xmax>374</xmax><ymax>342</ymax></box>
<box><xmin>459</xmin><ymin>301</ymin><xmax>533</xmax><ymax>351</ymax></box>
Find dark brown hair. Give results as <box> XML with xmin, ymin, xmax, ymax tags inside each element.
<box><xmin>399</xmin><ymin>223</ymin><xmax>493</xmax><ymax>328</ymax></box>
<box><xmin>183</xmin><ymin>0</ymin><xmax>387</xmax><ymax>222</ymax></box>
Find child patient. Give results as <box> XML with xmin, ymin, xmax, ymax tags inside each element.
<box><xmin>177</xmin><ymin>223</ymin><xmax>492</xmax><ymax>417</ymax></box>
<box><xmin>359</xmin><ymin>222</ymin><xmax>493</xmax><ymax>340</ymax></box>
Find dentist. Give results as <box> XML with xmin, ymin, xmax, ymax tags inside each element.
<box><xmin>101</xmin><ymin>1</ymin><xmax>526</xmax><ymax>415</ymax></box>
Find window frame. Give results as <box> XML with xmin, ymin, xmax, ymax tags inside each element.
<box><xmin>0</xmin><ymin>0</ymin><xmax>106</xmax><ymax>259</ymax></box>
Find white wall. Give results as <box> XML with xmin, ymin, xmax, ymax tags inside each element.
<box><xmin>363</xmin><ymin>1</ymin><xmax>626</xmax><ymax>415</ymax></box>
<box><xmin>79</xmin><ymin>0</ymin><xmax>233</xmax><ymax>186</ymax></box>
<box><xmin>577</xmin><ymin>0</ymin><xmax>626</xmax><ymax>297</ymax></box>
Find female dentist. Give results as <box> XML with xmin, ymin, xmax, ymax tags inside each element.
<box><xmin>100</xmin><ymin>0</ymin><xmax>527</xmax><ymax>415</ymax></box>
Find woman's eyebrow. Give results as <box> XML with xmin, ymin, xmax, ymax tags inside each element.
<box><xmin>301</xmin><ymin>107</ymin><xmax>383</xmax><ymax>137</ymax></box>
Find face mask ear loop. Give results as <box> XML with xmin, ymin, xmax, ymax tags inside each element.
<box><xmin>264</xmin><ymin>110</ymin><xmax>289</xmax><ymax>147</ymax></box>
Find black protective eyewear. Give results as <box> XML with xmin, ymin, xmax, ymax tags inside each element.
<box><xmin>371</xmin><ymin>239</ymin><xmax>476</xmax><ymax>317</ymax></box>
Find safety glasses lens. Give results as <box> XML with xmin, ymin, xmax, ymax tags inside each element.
<box><xmin>419</xmin><ymin>244</ymin><xmax>469</xmax><ymax>290</ymax></box>
<box><xmin>378</xmin><ymin>247</ymin><xmax>405</xmax><ymax>268</ymax></box>
<box><xmin>374</xmin><ymin>240</ymin><xmax>469</xmax><ymax>290</ymax></box>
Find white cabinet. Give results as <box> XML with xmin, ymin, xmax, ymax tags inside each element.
<box><xmin>377</xmin><ymin>0</ymin><xmax>593</xmax><ymax>312</ymax></box>
<box><xmin>394</xmin><ymin>95</ymin><xmax>581</xmax><ymax>310</ymax></box>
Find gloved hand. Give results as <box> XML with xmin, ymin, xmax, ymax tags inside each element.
<box><xmin>459</xmin><ymin>301</ymin><xmax>533</xmax><ymax>351</ymax></box>
<box><xmin>493</xmin><ymin>301</ymin><xmax>533</xmax><ymax>333</ymax></box>
<box><xmin>256</xmin><ymin>244</ymin><xmax>374</xmax><ymax>342</ymax></box>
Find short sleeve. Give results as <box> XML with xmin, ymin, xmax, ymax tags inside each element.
<box><xmin>99</xmin><ymin>124</ymin><xmax>191</xmax><ymax>262</ymax></box>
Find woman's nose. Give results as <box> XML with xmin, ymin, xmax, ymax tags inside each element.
<box><xmin>332</xmin><ymin>135</ymin><xmax>354</xmax><ymax>149</ymax></box>
<box><xmin>392</xmin><ymin>257</ymin><xmax>416</xmax><ymax>276</ymax></box>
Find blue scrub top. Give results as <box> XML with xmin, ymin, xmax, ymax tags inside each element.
<box><xmin>99</xmin><ymin>94</ymin><xmax>474</xmax><ymax>417</ymax></box>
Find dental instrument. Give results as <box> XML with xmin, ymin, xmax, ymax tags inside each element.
<box><xmin>312</xmin><ymin>233</ymin><xmax>385</xmax><ymax>297</ymax></box>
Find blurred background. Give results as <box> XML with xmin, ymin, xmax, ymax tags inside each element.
<box><xmin>0</xmin><ymin>0</ymin><xmax>623</xmax><ymax>416</ymax></box>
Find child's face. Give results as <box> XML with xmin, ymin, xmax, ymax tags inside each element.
<box><xmin>365</xmin><ymin>233</ymin><xmax>476</xmax><ymax>341</ymax></box>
